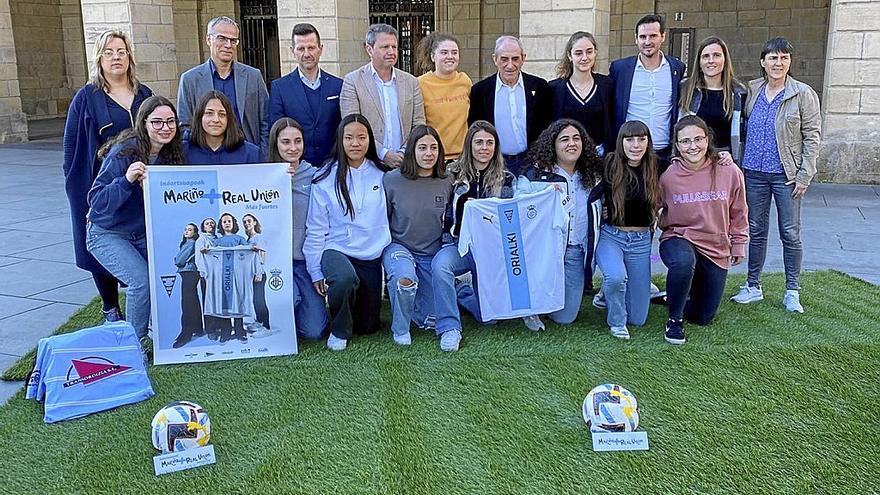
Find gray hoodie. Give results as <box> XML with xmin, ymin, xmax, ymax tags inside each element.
<box><xmin>292</xmin><ymin>161</ymin><xmax>317</xmax><ymax>260</ymax></box>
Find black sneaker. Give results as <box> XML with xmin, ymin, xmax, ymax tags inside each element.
<box><xmin>172</xmin><ymin>332</ymin><xmax>192</xmax><ymax>349</ymax></box>
<box><xmin>236</xmin><ymin>331</ymin><xmax>248</xmax><ymax>343</ymax></box>
<box><xmin>102</xmin><ymin>307</ymin><xmax>124</xmax><ymax>323</ymax></box>
<box><xmin>664</xmin><ymin>318</ymin><xmax>686</xmax><ymax>345</ymax></box>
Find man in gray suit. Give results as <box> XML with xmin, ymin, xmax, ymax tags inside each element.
<box><xmin>177</xmin><ymin>16</ymin><xmax>269</xmax><ymax>154</ymax></box>
<box><xmin>341</xmin><ymin>23</ymin><xmax>425</xmax><ymax>168</ymax></box>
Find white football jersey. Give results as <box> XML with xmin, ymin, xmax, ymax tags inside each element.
<box><xmin>458</xmin><ymin>187</ymin><xmax>568</xmax><ymax>321</ymax></box>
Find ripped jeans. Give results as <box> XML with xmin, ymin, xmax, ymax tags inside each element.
<box><xmin>381</xmin><ymin>243</ymin><xmax>437</xmax><ymax>336</ymax></box>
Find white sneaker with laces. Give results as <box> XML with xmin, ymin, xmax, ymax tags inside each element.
<box><xmin>393</xmin><ymin>332</ymin><xmax>412</xmax><ymax>345</ymax></box>
<box><xmin>440</xmin><ymin>329</ymin><xmax>462</xmax><ymax>351</ymax></box>
<box><xmin>730</xmin><ymin>285</ymin><xmax>764</xmax><ymax>304</ymax></box>
<box><xmin>522</xmin><ymin>315</ymin><xmax>545</xmax><ymax>331</ymax></box>
<box><xmin>610</xmin><ymin>326</ymin><xmax>630</xmax><ymax>340</ymax></box>
<box><xmin>326</xmin><ymin>333</ymin><xmax>348</xmax><ymax>351</ymax></box>
<box><xmin>783</xmin><ymin>290</ymin><xmax>804</xmax><ymax>313</ymax></box>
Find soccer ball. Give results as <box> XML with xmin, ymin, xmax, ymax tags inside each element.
<box><xmin>151</xmin><ymin>401</ymin><xmax>212</xmax><ymax>453</ymax></box>
<box><xmin>582</xmin><ymin>384</ymin><xmax>640</xmax><ymax>433</ymax></box>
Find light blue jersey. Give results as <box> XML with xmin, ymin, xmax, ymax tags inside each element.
<box><xmin>26</xmin><ymin>322</ymin><xmax>154</xmax><ymax>423</ymax></box>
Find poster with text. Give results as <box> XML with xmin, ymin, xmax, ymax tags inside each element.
<box><xmin>144</xmin><ymin>163</ymin><xmax>297</xmax><ymax>365</ymax></box>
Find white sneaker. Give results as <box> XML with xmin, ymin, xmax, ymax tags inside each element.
<box><xmin>393</xmin><ymin>332</ymin><xmax>412</xmax><ymax>345</ymax></box>
<box><xmin>251</xmin><ymin>327</ymin><xmax>273</xmax><ymax>339</ymax></box>
<box><xmin>522</xmin><ymin>315</ymin><xmax>545</xmax><ymax>331</ymax></box>
<box><xmin>592</xmin><ymin>290</ymin><xmax>607</xmax><ymax>309</ymax></box>
<box><xmin>783</xmin><ymin>290</ymin><xmax>804</xmax><ymax>313</ymax></box>
<box><xmin>730</xmin><ymin>285</ymin><xmax>764</xmax><ymax>304</ymax></box>
<box><xmin>439</xmin><ymin>329</ymin><xmax>461</xmax><ymax>352</ymax></box>
<box><xmin>610</xmin><ymin>326</ymin><xmax>630</xmax><ymax>340</ymax></box>
<box><xmin>649</xmin><ymin>283</ymin><xmax>661</xmax><ymax>298</ymax></box>
<box><xmin>326</xmin><ymin>333</ymin><xmax>347</xmax><ymax>351</ymax></box>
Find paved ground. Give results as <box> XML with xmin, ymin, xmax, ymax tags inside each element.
<box><xmin>1</xmin><ymin>138</ymin><xmax>878</xmax><ymax>405</ymax></box>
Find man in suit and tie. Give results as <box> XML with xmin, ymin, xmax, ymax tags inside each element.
<box><xmin>268</xmin><ymin>23</ymin><xmax>342</xmax><ymax>166</ymax></box>
<box><xmin>177</xmin><ymin>16</ymin><xmax>269</xmax><ymax>154</ymax></box>
<box><xmin>609</xmin><ymin>14</ymin><xmax>685</xmax><ymax>170</ymax></box>
<box><xmin>468</xmin><ymin>35</ymin><xmax>552</xmax><ymax>175</ymax></box>
<box><xmin>340</xmin><ymin>23</ymin><xmax>425</xmax><ymax>168</ymax></box>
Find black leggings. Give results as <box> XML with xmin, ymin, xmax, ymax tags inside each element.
<box><xmin>660</xmin><ymin>237</ymin><xmax>728</xmax><ymax>326</ymax></box>
<box><xmin>93</xmin><ymin>272</ymin><xmax>120</xmax><ymax>311</ymax></box>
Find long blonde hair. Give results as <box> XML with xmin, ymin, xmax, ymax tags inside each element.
<box><xmin>450</xmin><ymin>121</ymin><xmax>507</xmax><ymax>196</ymax></box>
<box><xmin>88</xmin><ymin>30</ymin><xmax>139</xmax><ymax>91</ymax></box>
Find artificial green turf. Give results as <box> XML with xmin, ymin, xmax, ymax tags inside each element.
<box><xmin>1</xmin><ymin>271</ymin><xmax>878</xmax><ymax>494</ymax></box>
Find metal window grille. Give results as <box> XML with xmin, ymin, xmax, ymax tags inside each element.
<box><xmin>369</xmin><ymin>0</ymin><xmax>435</xmax><ymax>73</ymax></box>
<box><xmin>239</xmin><ymin>0</ymin><xmax>281</xmax><ymax>83</ymax></box>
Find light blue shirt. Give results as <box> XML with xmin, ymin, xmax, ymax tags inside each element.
<box><xmin>626</xmin><ymin>55</ymin><xmax>673</xmax><ymax>148</ymax></box>
<box><xmin>494</xmin><ymin>74</ymin><xmax>529</xmax><ymax>155</ymax></box>
<box><xmin>370</xmin><ymin>64</ymin><xmax>403</xmax><ymax>160</ymax></box>
<box><xmin>299</xmin><ymin>68</ymin><xmax>321</xmax><ymax>91</ymax></box>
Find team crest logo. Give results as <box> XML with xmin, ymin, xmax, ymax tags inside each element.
<box><xmin>527</xmin><ymin>205</ymin><xmax>537</xmax><ymax>219</ymax></box>
<box><xmin>63</xmin><ymin>357</ymin><xmax>132</xmax><ymax>388</ymax></box>
<box><xmin>160</xmin><ymin>275</ymin><xmax>176</xmax><ymax>297</ymax></box>
<box><xmin>268</xmin><ymin>268</ymin><xmax>284</xmax><ymax>291</ymax></box>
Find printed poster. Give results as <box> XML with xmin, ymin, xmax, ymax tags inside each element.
<box><xmin>144</xmin><ymin>163</ymin><xmax>297</xmax><ymax>365</ymax></box>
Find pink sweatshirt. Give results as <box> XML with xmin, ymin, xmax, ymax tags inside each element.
<box><xmin>659</xmin><ymin>157</ymin><xmax>749</xmax><ymax>269</ymax></box>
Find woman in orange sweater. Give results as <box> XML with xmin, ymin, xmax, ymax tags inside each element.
<box><xmin>659</xmin><ymin>115</ymin><xmax>748</xmax><ymax>345</ymax></box>
<box><xmin>416</xmin><ymin>32</ymin><xmax>472</xmax><ymax>161</ymax></box>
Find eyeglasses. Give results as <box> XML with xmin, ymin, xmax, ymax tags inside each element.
<box><xmin>101</xmin><ymin>49</ymin><xmax>129</xmax><ymax>59</ymax></box>
<box><xmin>148</xmin><ymin>119</ymin><xmax>178</xmax><ymax>130</ymax></box>
<box><xmin>676</xmin><ymin>136</ymin><xmax>707</xmax><ymax>147</ymax></box>
<box><xmin>211</xmin><ymin>34</ymin><xmax>240</xmax><ymax>46</ymax></box>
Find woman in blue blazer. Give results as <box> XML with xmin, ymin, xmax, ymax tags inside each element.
<box><xmin>183</xmin><ymin>90</ymin><xmax>261</xmax><ymax>165</ymax></box>
<box><xmin>63</xmin><ymin>30</ymin><xmax>152</xmax><ymax>323</ymax></box>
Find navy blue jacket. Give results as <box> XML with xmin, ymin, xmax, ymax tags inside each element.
<box><xmin>268</xmin><ymin>68</ymin><xmax>342</xmax><ymax>166</ymax></box>
<box><xmin>87</xmin><ymin>138</ymin><xmax>170</xmax><ymax>235</ymax></box>
<box><xmin>183</xmin><ymin>138</ymin><xmax>262</xmax><ymax>165</ymax></box>
<box><xmin>608</xmin><ymin>54</ymin><xmax>685</xmax><ymax>150</ymax></box>
<box><xmin>63</xmin><ymin>83</ymin><xmax>152</xmax><ymax>272</ymax></box>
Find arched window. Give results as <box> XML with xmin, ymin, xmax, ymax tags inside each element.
<box><xmin>368</xmin><ymin>0</ymin><xmax>435</xmax><ymax>73</ymax></box>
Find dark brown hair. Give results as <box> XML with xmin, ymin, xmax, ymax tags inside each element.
<box><xmin>268</xmin><ymin>117</ymin><xmax>305</xmax><ymax>163</ymax></box>
<box><xmin>400</xmin><ymin>125</ymin><xmax>446</xmax><ymax>180</ymax></box>
<box><xmin>605</xmin><ymin>121</ymin><xmax>661</xmax><ymax>226</ymax></box>
<box><xmin>97</xmin><ymin>95</ymin><xmax>185</xmax><ymax>164</ymax></box>
<box><xmin>526</xmin><ymin>118</ymin><xmax>602</xmax><ymax>190</ymax></box>
<box><xmin>189</xmin><ymin>90</ymin><xmax>245</xmax><ymax>151</ymax></box>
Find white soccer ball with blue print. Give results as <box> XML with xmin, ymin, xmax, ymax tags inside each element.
<box><xmin>582</xmin><ymin>384</ymin><xmax>640</xmax><ymax>433</ymax></box>
<box><xmin>151</xmin><ymin>401</ymin><xmax>212</xmax><ymax>453</ymax></box>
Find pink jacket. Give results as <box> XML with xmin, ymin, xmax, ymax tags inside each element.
<box><xmin>659</xmin><ymin>157</ymin><xmax>749</xmax><ymax>269</ymax></box>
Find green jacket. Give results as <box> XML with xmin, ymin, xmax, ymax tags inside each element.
<box><xmin>745</xmin><ymin>76</ymin><xmax>822</xmax><ymax>186</ymax></box>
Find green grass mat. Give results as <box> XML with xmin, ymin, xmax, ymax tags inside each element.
<box><xmin>1</xmin><ymin>271</ymin><xmax>878</xmax><ymax>493</ymax></box>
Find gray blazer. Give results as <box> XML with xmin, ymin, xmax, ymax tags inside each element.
<box><xmin>340</xmin><ymin>63</ymin><xmax>425</xmax><ymax>156</ymax></box>
<box><xmin>177</xmin><ymin>59</ymin><xmax>269</xmax><ymax>154</ymax></box>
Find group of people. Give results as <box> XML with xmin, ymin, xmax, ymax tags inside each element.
<box><xmin>62</xmin><ymin>13</ymin><xmax>821</xmax><ymax>354</ymax></box>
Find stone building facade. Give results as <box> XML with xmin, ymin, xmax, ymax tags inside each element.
<box><xmin>0</xmin><ymin>0</ymin><xmax>876</xmax><ymax>182</ymax></box>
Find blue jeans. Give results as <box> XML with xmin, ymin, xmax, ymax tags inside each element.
<box><xmin>595</xmin><ymin>225</ymin><xmax>652</xmax><ymax>328</ymax></box>
<box><xmin>431</xmin><ymin>244</ymin><xmax>482</xmax><ymax>334</ymax></box>
<box><xmin>660</xmin><ymin>237</ymin><xmax>728</xmax><ymax>325</ymax></box>
<box><xmin>382</xmin><ymin>243</ymin><xmax>436</xmax><ymax>336</ymax></box>
<box><xmin>293</xmin><ymin>260</ymin><xmax>328</xmax><ymax>340</ymax></box>
<box><xmin>548</xmin><ymin>245</ymin><xmax>586</xmax><ymax>324</ymax></box>
<box><xmin>85</xmin><ymin>223</ymin><xmax>150</xmax><ymax>339</ymax></box>
<box><xmin>744</xmin><ymin>169</ymin><xmax>802</xmax><ymax>290</ymax></box>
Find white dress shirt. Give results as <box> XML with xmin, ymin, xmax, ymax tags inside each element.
<box><xmin>493</xmin><ymin>74</ymin><xmax>529</xmax><ymax>155</ymax></box>
<box><xmin>625</xmin><ymin>54</ymin><xmax>673</xmax><ymax>149</ymax></box>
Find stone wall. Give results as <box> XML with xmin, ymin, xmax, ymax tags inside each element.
<box><xmin>0</xmin><ymin>0</ymin><xmax>27</xmax><ymax>142</ymax></box>
<box><xmin>608</xmin><ymin>0</ymin><xmax>830</xmax><ymax>98</ymax></box>
<box><xmin>9</xmin><ymin>0</ymin><xmax>72</xmax><ymax>118</ymax></box>
<box><xmin>438</xmin><ymin>0</ymin><xmax>519</xmax><ymax>81</ymax></box>
<box><xmin>819</xmin><ymin>0</ymin><xmax>880</xmax><ymax>183</ymax></box>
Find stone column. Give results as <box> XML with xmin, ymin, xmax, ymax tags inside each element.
<box><xmin>820</xmin><ymin>0</ymin><xmax>880</xmax><ymax>183</ymax></box>
<box><xmin>61</xmin><ymin>0</ymin><xmax>87</xmax><ymax>92</ymax></box>
<box><xmin>0</xmin><ymin>0</ymin><xmax>27</xmax><ymax>143</ymax></box>
<box><xmin>277</xmin><ymin>0</ymin><xmax>369</xmax><ymax>78</ymax></box>
<box><xmin>80</xmin><ymin>0</ymin><xmax>178</xmax><ymax>99</ymax></box>
<box><xmin>519</xmin><ymin>0</ymin><xmax>611</xmax><ymax>80</ymax></box>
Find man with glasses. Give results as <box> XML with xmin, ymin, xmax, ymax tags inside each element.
<box><xmin>177</xmin><ymin>16</ymin><xmax>269</xmax><ymax>155</ymax></box>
